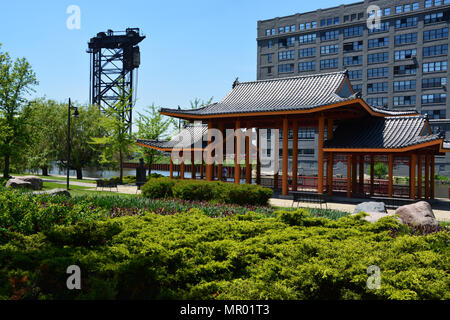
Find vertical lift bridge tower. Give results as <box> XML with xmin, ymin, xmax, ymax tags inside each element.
<box><xmin>87</xmin><ymin>28</ymin><xmax>145</xmax><ymax>132</ymax></box>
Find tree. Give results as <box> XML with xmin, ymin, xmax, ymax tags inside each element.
<box><xmin>136</xmin><ymin>104</ymin><xmax>175</xmax><ymax>177</ymax></box>
<box><xmin>367</xmin><ymin>162</ymin><xmax>388</xmax><ymax>179</ymax></box>
<box><xmin>177</xmin><ymin>97</ymin><xmax>213</xmax><ymax>131</ymax></box>
<box><xmin>0</xmin><ymin>44</ymin><xmax>38</xmax><ymax>178</ymax></box>
<box><xmin>90</xmin><ymin>88</ymin><xmax>136</xmax><ymax>184</ymax></box>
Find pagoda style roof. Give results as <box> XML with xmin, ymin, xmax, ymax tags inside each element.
<box><xmin>137</xmin><ymin>124</ymin><xmax>207</xmax><ymax>151</ymax></box>
<box><xmin>160</xmin><ymin>71</ymin><xmax>418</xmax><ymax>119</ymax></box>
<box><xmin>324</xmin><ymin>115</ymin><xmax>444</xmax><ymax>151</ymax></box>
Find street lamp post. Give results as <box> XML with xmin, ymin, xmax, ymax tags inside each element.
<box><xmin>67</xmin><ymin>98</ymin><xmax>79</xmax><ymax>190</ymax></box>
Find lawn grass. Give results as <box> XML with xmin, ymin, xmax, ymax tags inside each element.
<box><xmin>12</xmin><ymin>173</ymin><xmax>91</xmax><ymax>183</ymax></box>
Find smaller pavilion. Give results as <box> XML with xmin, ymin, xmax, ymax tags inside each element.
<box><xmin>138</xmin><ymin>71</ymin><xmax>450</xmax><ymax>200</ymax></box>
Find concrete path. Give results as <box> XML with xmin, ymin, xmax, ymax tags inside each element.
<box><xmin>269</xmin><ymin>198</ymin><xmax>450</xmax><ymax>222</ymax></box>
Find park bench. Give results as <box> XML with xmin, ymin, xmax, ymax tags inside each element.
<box><xmin>371</xmin><ymin>196</ymin><xmax>417</xmax><ymax>209</ymax></box>
<box><xmin>95</xmin><ymin>179</ymin><xmax>119</xmax><ymax>192</ymax></box>
<box><xmin>290</xmin><ymin>190</ymin><xmax>330</xmax><ymax>209</ymax></box>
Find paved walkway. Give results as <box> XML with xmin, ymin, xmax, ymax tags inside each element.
<box><xmin>269</xmin><ymin>198</ymin><xmax>450</xmax><ymax>222</ymax></box>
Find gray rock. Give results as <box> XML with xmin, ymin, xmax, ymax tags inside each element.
<box><xmin>33</xmin><ymin>188</ymin><xmax>71</xmax><ymax>197</ymax></box>
<box><xmin>14</xmin><ymin>176</ymin><xmax>43</xmax><ymax>190</ymax></box>
<box><xmin>5</xmin><ymin>178</ymin><xmax>33</xmax><ymax>189</ymax></box>
<box><xmin>395</xmin><ymin>201</ymin><xmax>438</xmax><ymax>227</ymax></box>
<box><xmin>353</xmin><ymin>201</ymin><xmax>387</xmax><ymax>215</ymax></box>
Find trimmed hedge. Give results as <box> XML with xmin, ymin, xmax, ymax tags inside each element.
<box><xmin>141</xmin><ymin>178</ymin><xmax>273</xmax><ymax>206</ymax></box>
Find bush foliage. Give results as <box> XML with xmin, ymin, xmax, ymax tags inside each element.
<box><xmin>141</xmin><ymin>178</ymin><xmax>273</xmax><ymax>206</ymax></box>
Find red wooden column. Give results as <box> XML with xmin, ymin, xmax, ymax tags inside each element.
<box><xmin>170</xmin><ymin>157</ymin><xmax>174</xmax><ymax>179</ymax></box>
<box><xmin>282</xmin><ymin>117</ymin><xmax>289</xmax><ymax>196</ymax></box>
<box><xmin>370</xmin><ymin>155</ymin><xmax>375</xmax><ymax>196</ymax></box>
<box><xmin>217</xmin><ymin>123</ymin><xmax>224</xmax><ymax>181</ymax></box>
<box><xmin>326</xmin><ymin>119</ymin><xmax>334</xmax><ymax>196</ymax></box>
<box><xmin>292</xmin><ymin>120</ymin><xmax>298</xmax><ymax>191</ymax></box>
<box><xmin>388</xmin><ymin>154</ymin><xmax>394</xmax><ymax>198</ymax></box>
<box><xmin>425</xmin><ymin>154</ymin><xmax>430</xmax><ymax>199</ymax></box>
<box><xmin>206</xmin><ymin>120</ymin><xmax>213</xmax><ymax>181</ymax></box>
<box><xmin>410</xmin><ymin>154</ymin><xmax>416</xmax><ymax>199</ymax></box>
<box><xmin>431</xmin><ymin>155</ymin><xmax>435</xmax><ymax>199</ymax></box>
<box><xmin>347</xmin><ymin>154</ymin><xmax>352</xmax><ymax>198</ymax></box>
<box><xmin>256</xmin><ymin>128</ymin><xmax>261</xmax><ymax>185</ymax></box>
<box><xmin>359</xmin><ymin>155</ymin><xmax>364</xmax><ymax>194</ymax></box>
<box><xmin>180</xmin><ymin>150</ymin><xmax>185</xmax><ymax>180</ymax></box>
<box><xmin>245</xmin><ymin>124</ymin><xmax>252</xmax><ymax>184</ymax></box>
<box><xmin>235</xmin><ymin>119</ymin><xmax>241</xmax><ymax>184</ymax></box>
<box><xmin>317</xmin><ymin>115</ymin><xmax>325</xmax><ymax>194</ymax></box>
<box><xmin>417</xmin><ymin>154</ymin><xmax>422</xmax><ymax>199</ymax></box>
<box><xmin>191</xmin><ymin>149</ymin><xmax>196</xmax><ymax>180</ymax></box>
<box><xmin>351</xmin><ymin>154</ymin><xmax>357</xmax><ymax>194</ymax></box>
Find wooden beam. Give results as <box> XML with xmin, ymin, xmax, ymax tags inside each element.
<box><xmin>417</xmin><ymin>155</ymin><xmax>422</xmax><ymax>199</ymax></box>
<box><xmin>292</xmin><ymin>120</ymin><xmax>298</xmax><ymax>191</ymax></box>
<box><xmin>347</xmin><ymin>154</ymin><xmax>351</xmax><ymax>198</ymax></box>
<box><xmin>256</xmin><ymin>128</ymin><xmax>261</xmax><ymax>185</ymax></box>
<box><xmin>359</xmin><ymin>155</ymin><xmax>364</xmax><ymax>195</ymax></box>
<box><xmin>425</xmin><ymin>154</ymin><xmax>430</xmax><ymax>200</ymax></box>
<box><xmin>352</xmin><ymin>154</ymin><xmax>357</xmax><ymax>194</ymax></box>
<box><xmin>410</xmin><ymin>154</ymin><xmax>416</xmax><ymax>200</ymax></box>
<box><xmin>282</xmin><ymin>117</ymin><xmax>289</xmax><ymax>196</ymax></box>
<box><xmin>326</xmin><ymin>119</ymin><xmax>333</xmax><ymax>196</ymax></box>
<box><xmin>388</xmin><ymin>155</ymin><xmax>393</xmax><ymax>198</ymax></box>
<box><xmin>246</xmin><ymin>125</ymin><xmax>252</xmax><ymax>184</ymax></box>
<box><xmin>170</xmin><ymin>157</ymin><xmax>173</xmax><ymax>179</ymax></box>
<box><xmin>431</xmin><ymin>155</ymin><xmax>435</xmax><ymax>199</ymax></box>
<box><xmin>370</xmin><ymin>155</ymin><xmax>375</xmax><ymax>196</ymax></box>
<box><xmin>217</xmin><ymin>123</ymin><xmax>224</xmax><ymax>181</ymax></box>
<box><xmin>235</xmin><ymin>119</ymin><xmax>241</xmax><ymax>184</ymax></box>
<box><xmin>317</xmin><ymin>115</ymin><xmax>325</xmax><ymax>194</ymax></box>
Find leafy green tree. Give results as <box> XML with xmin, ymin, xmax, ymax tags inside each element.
<box><xmin>90</xmin><ymin>89</ymin><xmax>136</xmax><ymax>184</ymax></box>
<box><xmin>0</xmin><ymin>44</ymin><xmax>38</xmax><ymax>178</ymax></box>
<box><xmin>367</xmin><ymin>162</ymin><xmax>388</xmax><ymax>179</ymax></box>
<box><xmin>136</xmin><ymin>104</ymin><xmax>175</xmax><ymax>177</ymax></box>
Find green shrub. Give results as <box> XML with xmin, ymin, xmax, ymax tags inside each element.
<box><xmin>172</xmin><ymin>180</ymin><xmax>215</xmax><ymax>201</ymax></box>
<box><xmin>141</xmin><ymin>177</ymin><xmax>176</xmax><ymax>199</ymax></box>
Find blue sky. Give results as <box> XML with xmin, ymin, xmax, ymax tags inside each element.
<box><xmin>1</xmin><ymin>0</ymin><xmax>356</xmax><ymax>117</ymax></box>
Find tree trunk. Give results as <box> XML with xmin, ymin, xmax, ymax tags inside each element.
<box><xmin>147</xmin><ymin>154</ymin><xmax>154</xmax><ymax>178</ymax></box>
<box><xmin>41</xmin><ymin>166</ymin><xmax>49</xmax><ymax>176</ymax></box>
<box><xmin>3</xmin><ymin>155</ymin><xmax>10</xmax><ymax>179</ymax></box>
<box><xmin>119</xmin><ymin>150</ymin><xmax>123</xmax><ymax>184</ymax></box>
<box><xmin>76</xmin><ymin>168</ymin><xmax>83</xmax><ymax>180</ymax></box>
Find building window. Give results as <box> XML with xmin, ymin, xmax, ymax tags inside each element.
<box><xmin>351</xmin><ymin>14</ymin><xmax>356</xmax><ymax>21</ymax></box>
<box><xmin>298</xmin><ymin>128</ymin><xmax>316</xmax><ymax>139</ymax></box>
<box><xmin>412</xmin><ymin>2</ymin><xmax>419</xmax><ymax>10</ymax></box>
<box><xmin>290</xmin><ymin>25</ymin><xmax>296</xmax><ymax>32</ymax></box>
<box><xmin>367</xmin><ymin>97</ymin><xmax>388</xmax><ymax>107</ymax></box>
<box><xmin>343</xmin><ymin>26</ymin><xmax>364</xmax><ymax>38</ymax></box>
<box><xmin>394</xmin><ymin>80</ymin><xmax>416</xmax><ymax>91</ymax></box>
<box><xmin>368</xmin><ymin>82</ymin><xmax>388</xmax><ymax>93</ymax></box>
<box><xmin>278</xmin><ymin>63</ymin><xmax>295</xmax><ymax>73</ymax></box>
<box><xmin>424</xmin><ymin>27</ymin><xmax>449</xmax><ymax>41</ymax></box>
<box><xmin>394</xmin><ymin>65</ymin><xmax>417</xmax><ymax>75</ymax></box>
<box><xmin>423</xmin><ymin>61</ymin><xmax>448</xmax><ymax>73</ymax></box>
<box><xmin>424</xmin><ymin>12</ymin><xmax>446</xmax><ymax>24</ymax></box>
<box><xmin>358</xmin><ymin>12</ymin><xmax>364</xmax><ymax>19</ymax></box>
<box><xmin>394</xmin><ymin>49</ymin><xmax>417</xmax><ymax>60</ymax></box>
<box><xmin>395</xmin><ymin>5</ymin><xmax>403</xmax><ymax>13</ymax></box>
<box><xmin>352</xmin><ymin>83</ymin><xmax>363</xmax><ymax>92</ymax></box>
<box><xmin>425</xmin><ymin>0</ymin><xmax>433</xmax><ymax>8</ymax></box>
<box><xmin>368</xmin><ymin>37</ymin><xmax>389</xmax><ymax>48</ymax></box>
<box><xmin>423</xmin><ymin>44</ymin><xmax>448</xmax><ymax>56</ymax></box>
<box><xmin>348</xmin><ymin>70</ymin><xmax>363</xmax><ymax>80</ymax></box>
<box><xmin>368</xmin><ymin>67</ymin><xmax>389</xmax><ymax>78</ymax></box>
<box><xmin>300</xmin><ymin>23</ymin><xmax>305</xmax><ymax>30</ymax></box>
<box><xmin>320</xmin><ymin>19</ymin><xmax>326</xmax><ymax>27</ymax></box>
<box><xmin>267</xmin><ymin>40</ymin><xmax>273</xmax><ymax>48</ymax></box>
<box><xmin>368</xmin><ymin>52</ymin><xmax>389</xmax><ymax>64</ymax></box>
<box><xmin>298</xmin><ymin>61</ymin><xmax>316</xmax><ymax>72</ymax></box>
<box><xmin>320</xmin><ymin>44</ymin><xmax>339</xmax><ymax>55</ymax></box>
<box><xmin>267</xmin><ymin>53</ymin><xmax>273</xmax><ymax>63</ymax></box>
<box><xmin>320</xmin><ymin>58</ymin><xmax>339</xmax><ymax>70</ymax></box>
<box><xmin>422</xmin><ymin>93</ymin><xmax>446</xmax><ymax>104</ymax></box>
<box><xmin>344</xmin><ymin>15</ymin><xmax>349</xmax><ymax>22</ymax></box>
<box><xmin>394</xmin><ymin>32</ymin><xmax>418</xmax><ymax>45</ymax></box>
<box><xmin>278</xmin><ymin>50</ymin><xmax>295</xmax><ymax>61</ymax></box>
<box><xmin>343</xmin><ymin>55</ymin><xmax>363</xmax><ymax>66</ymax></box>
<box><xmin>267</xmin><ymin>66</ymin><xmax>272</xmax><ymax>74</ymax></box>
<box><xmin>299</xmin><ymin>33</ymin><xmax>317</xmax><ymax>44</ymax></box>
<box><xmin>343</xmin><ymin>41</ymin><xmax>363</xmax><ymax>52</ymax></box>
<box><xmin>369</xmin><ymin>21</ymin><xmax>390</xmax><ymax>33</ymax></box>
<box><xmin>395</xmin><ymin>17</ymin><xmax>418</xmax><ymax>29</ymax></box>
<box><xmin>279</xmin><ymin>37</ymin><xmax>296</xmax><ymax>48</ymax></box>
<box><xmin>279</xmin><ymin>27</ymin><xmax>285</xmax><ymax>34</ymax></box>
<box><xmin>321</xmin><ymin>30</ymin><xmax>339</xmax><ymax>41</ymax></box>
<box><xmin>422</xmin><ymin>109</ymin><xmax>446</xmax><ymax>119</ymax></box>
<box><xmin>422</xmin><ymin>77</ymin><xmax>447</xmax><ymax>88</ymax></box>
<box><xmin>393</xmin><ymin>95</ymin><xmax>416</xmax><ymax>106</ymax></box>
<box><xmin>404</xmin><ymin>4</ymin><xmax>411</xmax><ymax>12</ymax></box>
<box><xmin>384</xmin><ymin>8</ymin><xmax>391</xmax><ymax>15</ymax></box>
<box><xmin>299</xmin><ymin>47</ymin><xmax>316</xmax><ymax>58</ymax></box>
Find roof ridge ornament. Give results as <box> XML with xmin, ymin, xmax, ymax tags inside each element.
<box><xmin>232</xmin><ymin>77</ymin><xmax>239</xmax><ymax>89</ymax></box>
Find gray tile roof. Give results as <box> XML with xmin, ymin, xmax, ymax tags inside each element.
<box><xmin>161</xmin><ymin>71</ymin><xmax>417</xmax><ymax>117</ymax></box>
<box><xmin>443</xmin><ymin>141</ymin><xmax>450</xmax><ymax>150</ymax></box>
<box><xmin>137</xmin><ymin>124</ymin><xmax>207</xmax><ymax>150</ymax></box>
<box><xmin>324</xmin><ymin>116</ymin><xmax>442</xmax><ymax>150</ymax></box>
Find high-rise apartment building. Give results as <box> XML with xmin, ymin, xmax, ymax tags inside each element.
<box><xmin>257</xmin><ymin>0</ymin><xmax>450</xmax><ymax>175</ymax></box>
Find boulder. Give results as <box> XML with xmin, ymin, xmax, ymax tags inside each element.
<box><xmin>353</xmin><ymin>201</ymin><xmax>387</xmax><ymax>214</ymax></box>
<box><xmin>395</xmin><ymin>201</ymin><xmax>438</xmax><ymax>227</ymax></box>
<box><xmin>14</xmin><ymin>176</ymin><xmax>43</xmax><ymax>190</ymax></box>
<box><xmin>5</xmin><ymin>178</ymin><xmax>33</xmax><ymax>189</ymax></box>
<box><xmin>33</xmin><ymin>188</ymin><xmax>71</xmax><ymax>197</ymax></box>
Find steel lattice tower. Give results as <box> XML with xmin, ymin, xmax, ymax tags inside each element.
<box><xmin>87</xmin><ymin>28</ymin><xmax>145</xmax><ymax>132</ymax></box>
